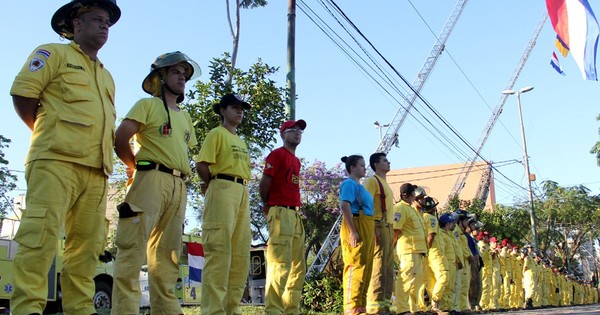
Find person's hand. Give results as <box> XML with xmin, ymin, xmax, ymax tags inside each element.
<box><xmin>125</xmin><ymin>166</ymin><xmax>134</xmax><ymax>179</ymax></box>
<box><xmin>457</xmin><ymin>261</ymin><xmax>463</xmax><ymax>270</ymax></box>
<box><xmin>350</xmin><ymin>230</ymin><xmax>360</xmax><ymax>248</ymax></box>
<box><xmin>200</xmin><ymin>182</ymin><xmax>208</xmax><ymax>195</ymax></box>
<box><xmin>468</xmin><ymin>255</ymin><xmax>476</xmax><ymax>263</ymax></box>
<box><xmin>374</xmin><ymin>225</ymin><xmax>381</xmax><ymax>246</ymax></box>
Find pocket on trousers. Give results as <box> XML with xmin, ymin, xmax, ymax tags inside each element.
<box><xmin>14</xmin><ymin>207</ymin><xmax>48</xmax><ymax>249</ymax></box>
<box><xmin>115</xmin><ymin>215</ymin><xmax>142</xmax><ymax>249</ymax></box>
<box><xmin>202</xmin><ymin>222</ymin><xmax>226</xmax><ymax>253</ymax></box>
<box><xmin>267</xmin><ymin>239</ymin><xmax>289</xmax><ymax>264</ymax></box>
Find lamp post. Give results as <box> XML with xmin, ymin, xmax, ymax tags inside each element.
<box><xmin>502</xmin><ymin>86</ymin><xmax>539</xmax><ymax>251</ymax></box>
<box><xmin>374</xmin><ymin>121</ymin><xmax>390</xmax><ymax>140</ymax></box>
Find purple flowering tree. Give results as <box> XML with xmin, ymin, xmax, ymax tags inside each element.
<box><xmin>299</xmin><ymin>160</ymin><xmax>345</xmax><ymax>260</ymax></box>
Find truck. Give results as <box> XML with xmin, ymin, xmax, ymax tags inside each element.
<box><xmin>0</xmin><ymin>217</ymin><xmax>115</xmax><ymax>313</ymax></box>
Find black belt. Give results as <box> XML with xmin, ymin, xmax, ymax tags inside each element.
<box><xmin>212</xmin><ymin>174</ymin><xmax>247</xmax><ymax>185</ymax></box>
<box><xmin>274</xmin><ymin>205</ymin><xmax>300</xmax><ymax>211</ymax></box>
<box><xmin>136</xmin><ymin>161</ymin><xmax>185</xmax><ymax>179</ymax></box>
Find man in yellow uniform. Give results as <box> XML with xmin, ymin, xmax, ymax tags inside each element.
<box><xmin>196</xmin><ymin>93</ymin><xmax>252</xmax><ymax>315</ymax></box>
<box><xmin>111</xmin><ymin>52</ymin><xmax>200</xmax><ymax>314</ymax></box>
<box><xmin>9</xmin><ymin>1</ymin><xmax>119</xmax><ymax>314</ymax></box>
<box><xmin>477</xmin><ymin>232</ymin><xmax>492</xmax><ymax>311</ymax></box>
<box><xmin>499</xmin><ymin>239</ymin><xmax>513</xmax><ymax>310</ymax></box>
<box><xmin>364</xmin><ymin>153</ymin><xmax>395</xmax><ymax>315</ymax></box>
<box><xmin>453</xmin><ymin>210</ymin><xmax>473</xmax><ymax>313</ymax></box>
<box><xmin>438</xmin><ymin>213</ymin><xmax>457</xmax><ymax>314</ymax></box>
<box><xmin>509</xmin><ymin>245</ymin><xmax>523</xmax><ymax>309</ymax></box>
<box><xmin>392</xmin><ymin>183</ymin><xmax>427</xmax><ymax>315</ymax></box>
<box><xmin>522</xmin><ymin>246</ymin><xmax>536</xmax><ymax>309</ymax></box>
<box><xmin>260</xmin><ymin>119</ymin><xmax>307</xmax><ymax>315</ymax></box>
<box><xmin>451</xmin><ymin>217</ymin><xmax>465</xmax><ymax>314</ymax></box>
<box><xmin>489</xmin><ymin>237</ymin><xmax>502</xmax><ymax>311</ymax></box>
<box><xmin>420</xmin><ymin>197</ymin><xmax>449</xmax><ymax>314</ymax></box>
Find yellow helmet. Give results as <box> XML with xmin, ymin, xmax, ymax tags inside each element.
<box><xmin>142</xmin><ymin>51</ymin><xmax>201</xmax><ymax>97</ymax></box>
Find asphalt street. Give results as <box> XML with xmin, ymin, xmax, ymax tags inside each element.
<box><xmin>483</xmin><ymin>304</ymin><xmax>600</xmax><ymax>314</ymax></box>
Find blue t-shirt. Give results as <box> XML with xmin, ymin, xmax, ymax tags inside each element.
<box><xmin>340</xmin><ymin>178</ymin><xmax>374</xmax><ymax>216</ymax></box>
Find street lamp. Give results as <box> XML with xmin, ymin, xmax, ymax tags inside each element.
<box><xmin>502</xmin><ymin>86</ymin><xmax>539</xmax><ymax>251</ymax></box>
<box><xmin>374</xmin><ymin>121</ymin><xmax>390</xmax><ymax>140</ymax></box>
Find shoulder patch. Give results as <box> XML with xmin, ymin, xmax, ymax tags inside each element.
<box><xmin>430</xmin><ymin>218</ymin><xmax>436</xmax><ymax>227</ymax></box>
<box><xmin>394</xmin><ymin>212</ymin><xmax>402</xmax><ymax>222</ymax></box>
<box><xmin>29</xmin><ymin>57</ymin><xmax>45</xmax><ymax>72</ymax></box>
<box><xmin>265</xmin><ymin>162</ymin><xmax>273</xmax><ymax>169</ymax></box>
<box><xmin>35</xmin><ymin>49</ymin><xmax>51</xmax><ymax>59</ymax></box>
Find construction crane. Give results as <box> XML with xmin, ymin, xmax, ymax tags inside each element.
<box><xmin>307</xmin><ymin>0</ymin><xmax>469</xmax><ymax>277</ymax></box>
<box><xmin>443</xmin><ymin>13</ymin><xmax>548</xmax><ymax>209</ymax></box>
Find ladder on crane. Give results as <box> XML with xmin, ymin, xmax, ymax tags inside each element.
<box><xmin>443</xmin><ymin>13</ymin><xmax>548</xmax><ymax>209</ymax></box>
<box><xmin>306</xmin><ymin>0</ymin><xmax>469</xmax><ymax>277</ymax></box>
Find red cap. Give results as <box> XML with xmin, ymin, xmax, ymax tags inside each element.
<box><xmin>489</xmin><ymin>237</ymin><xmax>497</xmax><ymax>243</ymax></box>
<box><xmin>280</xmin><ymin>119</ymin><xmax>307</xmax><ymax>135</ymax></box>
<box><xmin>476</xmin><ymin>233</ymin><xmax>484</xmax><ymax>241</ymax></box>
<box><xmin>501</xmin><ymin>239</ymin><xmax>510</xmax><ymax>247</ymax></box>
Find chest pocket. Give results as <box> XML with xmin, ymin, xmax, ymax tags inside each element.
<box><xmin>61</xmin><ymin>72</ymin><xmax>92</xmax><ymax>103</ymax></box>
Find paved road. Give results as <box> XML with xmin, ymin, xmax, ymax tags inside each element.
<box><xmin>482</xmin><ymin>304</ymin><xmax>600</xmax><ymax>314</ymax></box>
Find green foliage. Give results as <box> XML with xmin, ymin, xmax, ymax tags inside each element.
<box><xmin>0</xmin><ymin>135</ymin><xmax>17</xmax><ymax>218</ymax></box>
<box><xmin>591</xmin><ymin>114</ymin><xmax>600</xmax><ymax>166</ymax></box>
<box><xmin>301</xmin><ymin>272</ymin><xmax>343</xmax><ymax>313</ymax></box>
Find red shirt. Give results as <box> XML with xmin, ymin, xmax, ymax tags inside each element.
<box><xmin>263</xmin><ymin>147</ymin><xmax>301</xmax><ymax>207</ymax></box>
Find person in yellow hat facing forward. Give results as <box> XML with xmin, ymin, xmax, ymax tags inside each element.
<box><xmin>111</xmin><ymin>51</ymin><xmax>201</xmax><ymax>315</ymax></box>
<box><xmin>9</xmin><ymin>1</ymin><xmax>120</xmax><ymax>314</ymax></box>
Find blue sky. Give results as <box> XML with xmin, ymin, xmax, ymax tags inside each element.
<box><xmin>2</xmin><ymin>1</ymin><xmax>600</xmax><ymax>216</ymax></box>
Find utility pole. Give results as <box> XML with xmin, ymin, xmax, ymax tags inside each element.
<box><xmin>503</xmin><ymin>86</ymin><xmax>539</xmax><ymax>252</ymax></box>
<box><xmin>286</xmin><ymin>0</ymin><xmax>296</xmax><ymax>120</ymax></box>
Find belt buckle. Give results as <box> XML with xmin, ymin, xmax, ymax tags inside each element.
<box><xmin>242</xmin><ymin>178</ymin><xmax>248</xmax><ymax>185</ymax></box>
<box><xmin>173</xmin><ymin>169</ymin><xmax>182</xmax><ymax>177</ymax></box>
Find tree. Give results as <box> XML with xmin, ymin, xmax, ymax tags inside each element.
<box><xmin>591</xmin><ymin>114</ymin><xmax>600</xmax><ymax>166</ymax></box>
<box><xmin>183</xmin><ymin>53</ymin><xmax>287</xmax><ymax>233</ymax></box>
<box><xmin>536</xmin><ymin>180</ymin><xmax>600</xmax><ymax>269</ymax></box>
<box><xmin>299</xmin><ymin>160</ymin><xmax>345</xmax><ymax>261</ymax></box>
<box><xmin>0</xmin><ymin>135</ymin><xmax>17</xmax><ymax>219</ymax></box>
<box><xmin>225</xmin><ymin>0</ymin><xmax>268</xmax><ymax>84</ymax></box>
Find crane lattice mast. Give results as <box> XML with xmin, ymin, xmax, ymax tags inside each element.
<box><xmin>443</xmin><ymin>13</ymin><xmax>548</xmax><ymax>209</ymax></box>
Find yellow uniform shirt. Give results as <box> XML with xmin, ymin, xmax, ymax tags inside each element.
<box><xmin>440</xmin><ymin>229</ymin><xmax>457</xmax><ymax>267</ymax></box>
<box><xmin>11</xmin><ymin>41</ymin><xmax>116</xmax><ymax>175</ymax></box>
<box><xmin>423</xmin><ymin>212</ymin><xmax>444</xmax><ymax>256</ymax></box>
<box><xmin>478</xmin><ymin>241</ymin><xmax>492</xmax><ymax>275</ymax></box>
<box><xmin>126</xmin><ymin>97</ymin><xmax>197</xmax><ymax>175</ymax></box>
<box><xmin>196</xmin><ymin>126</ymin><xmax>250</xmax><ymax>179</ymax></box>
<box><xmin>363</xmin><ymin>175</ymin><xmax>394</xmax><ymax>222</ymax></box>
<box><xmin>392</xmin><ymin>200</ymin><xmax>427</xmax><ymax>254</ymax></box>
<box><xmin>453</xmin><ymin>229</ymin><xmax>464</xmax><ymax>265</ymax></box>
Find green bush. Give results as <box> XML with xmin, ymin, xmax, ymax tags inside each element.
<box><xmin>301</xmin><ymin>272</ymin><xmax>343</xmax><ymax>313</ymax></box>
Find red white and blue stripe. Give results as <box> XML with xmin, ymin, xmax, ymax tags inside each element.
<box><xmin>186</xmin><ymin>242</ymin><xmax>204</xmax><ymax>285</ymax></box>
<box><xmin>546</xmin><ymin>0</ymin><xmax>599</xmax><ymax>80</ymax></box>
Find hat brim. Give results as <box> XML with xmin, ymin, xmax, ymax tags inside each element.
<box><xmin>51</xmin><ymin>0</ymin><xmax>121</xmax><ymax>40</ymax></box>
<box><xmin>212</xmin><ymin>99</ymin><xmax>252</xmax><ymax>114</ymax></box>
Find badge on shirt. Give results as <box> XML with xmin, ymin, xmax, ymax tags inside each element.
<box><xmin>265</xmin><ymin>162</ymin><xmax>273</xmax><ymax>170</ymax></box>
<box><xmin>394</xmin><ymin>212</ymin><xmax>401</xmax><ymax>222</ymax></box>
<box><xmin>185</xmin><ymin>130</ymin><xmax>191</xmax><ymax>143</ymax></box>
<box><xmin>29</xmin><ymin>57</ymin><xmax>45</xmax><ymax>72</ymax></box>
<box><xmin>430</xmin><ymin>218</ymin><xmax>436</xmax><ymax>227</ymax></box>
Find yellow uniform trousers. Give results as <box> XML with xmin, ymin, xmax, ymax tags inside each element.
<box><xmin>11</xmin><ymin>160</ymin><xmax>108</xmax><ymax>315</ymax></box>
<box><xmin>440</xmin><ymin>265</ymin><xmax>456</xmax><ymax>311</ymax></box>
<box><xmin>200</xmin><ymin>178</ymin><xmax>251</xmax><ymax>315</ymax></box>
<box><xmin>501</xmin><ymin>274</ymin><xmax>512</xmax><ymax>308</ymax></box>
<box><xmin>452</xmin><ymin>264</ymin><xmax>463</xmax><ymax>312</ymax></box>
<box><xmin>265</xmin><ymin>206</ymin><xmax>306</xmax><ymax>315</ymax></box>
<box><xmin>510</xmin><ymin>275</ymin><xmax>523</xmax><ymax>308</ymax></box>
<box><xmin>366</xmin><ymin>221</ymin><xmax>394</xmax><ymax>314</ymax></box>
<box><xmin>111</xmin><ymin>170</ymin><xmax>187</xmax><ymax>315</ymax></box>
<box><xmin>341</xmin><ymin>213</ymin><xmax>374</xmax><ymax>315</ymax></box>
<box><xmin>424</xmin><ymin>252</ymin><xmax>449</xmax><ymax>304</ymax></box>
<box><xmin>459</xmin><ymin>263</ymin><xmax>471</xmax><ymax>311</ymax></box>
<box><xmin>395</xmin><ymin>253</ymin><xmax>425</xmax><ymax>314</ymax></box>
<box><xmin>479</xmin><ymin>266</ymin><xmax>492</xmax><ymax>310</ymax></box>
<box><xmin>490</xmin><ymin>270</ymin><xmax>501</xmax><ymax>310</ymax></box>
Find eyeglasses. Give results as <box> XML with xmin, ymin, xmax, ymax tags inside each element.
<box><xmin>284</xmin><ymin>128</ymin><xmax>303</xmax><ymax>134</ymax></box>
